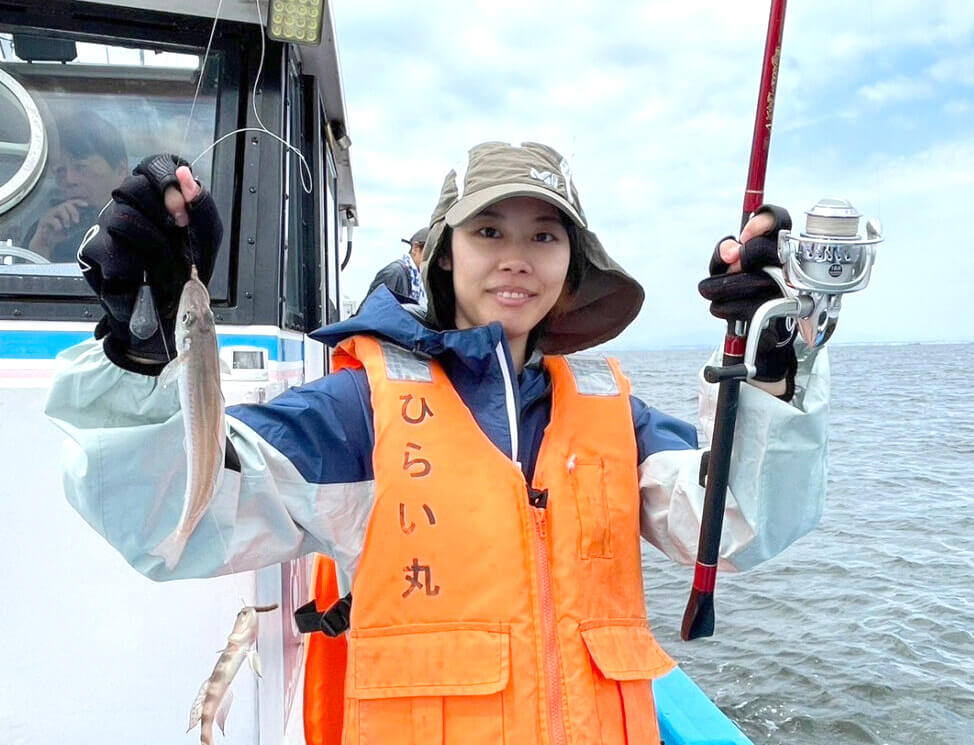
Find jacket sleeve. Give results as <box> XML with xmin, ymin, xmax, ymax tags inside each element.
<box><xmin>636</xmin><ymin>342</ymin><xmax>829</xmax><ymax>571</ymax></box>
<box><xmin>44</xmin><ymin>339</ymin><xmax>377</xmax><ymax>582</ymax></box>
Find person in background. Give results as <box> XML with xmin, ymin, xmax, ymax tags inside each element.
<box><xmin>361</xmin><ymin>226</ymin><xmax>428</xmax><ymax>308</ymax></box>
<box><xmin>26</xmin><ymin>109</ymin><xmax>129</xmax><ymax>262</ymax></box>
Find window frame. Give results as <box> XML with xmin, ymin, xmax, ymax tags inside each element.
<box><xmin>281</xmin><ymin>53</ymin><xmax>321</xmax><ymax>333</ymax></box>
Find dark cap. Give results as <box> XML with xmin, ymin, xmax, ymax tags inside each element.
<box><xmin>401</xmin><ymin>227</ymin><xmax>429</xmax><ymax>246</ymax></box>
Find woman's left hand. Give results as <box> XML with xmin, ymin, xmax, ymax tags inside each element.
<box><xmin>698</xmin><ymin>204</ymin><xmax>797</xmax><ymax>399</ymax></box>
<box><xmin>714</xmin><ymin>209</ymin><xmax>779</xmax><ymax>273</ymax></box>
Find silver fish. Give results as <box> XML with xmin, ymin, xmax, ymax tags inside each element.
<box><xmin>151</xmin><ymin>265</ymin><xmax>225</xmax><ymax>570</ymax></box>
<box><xmin>188</xmin><ymin>604</ymin><xmax>279</xmax><ymax>745</ymax></box>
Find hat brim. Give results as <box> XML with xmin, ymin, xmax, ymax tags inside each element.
<box><xmin>445</xmin><ymin>183</ymin><xmax>585</xmax><ymax>229</ymax></box>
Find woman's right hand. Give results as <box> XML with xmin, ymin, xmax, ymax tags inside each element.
<box><xmin>78</xmin><ymin>153</ymin><xmax>223</xmax><ymax>375</ymax></box>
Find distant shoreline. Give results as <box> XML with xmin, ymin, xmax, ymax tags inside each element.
<box><xmin>598</xmin><ymin>338</ymin><xmax>974</xmax><ymax>354</ymax></box>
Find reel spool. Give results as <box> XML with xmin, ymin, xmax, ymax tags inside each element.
<box><xmin>737</xmin><ymin>198</ymin><xmax>881</xmax><ymax>380</ymax></box>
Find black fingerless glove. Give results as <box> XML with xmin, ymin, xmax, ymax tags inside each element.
<box><xmin>79</xmin><ymin>154</ymin><xmax>223</xmax><ymax>375</ymax></box>
<box><xmin>698</xmin><ymin>204</ymin><xmax>797</xmax><ymax>399</ymax></box>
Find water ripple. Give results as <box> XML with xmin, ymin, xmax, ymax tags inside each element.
<box><xmin>621</xmin><ymin>343</ymin><xmax>974</xmax><ymax>745</ymax></box>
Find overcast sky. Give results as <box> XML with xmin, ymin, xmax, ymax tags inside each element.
<box><xmin>330</xmin><ymin>0</ymin><xmax>974</xmax><ymax>349</ymax></box>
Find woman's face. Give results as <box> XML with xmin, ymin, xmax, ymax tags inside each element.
<box><xmin>442</xmin><ymin>196</ymin><xmax>571</xmax><ymax>356</ymax></box>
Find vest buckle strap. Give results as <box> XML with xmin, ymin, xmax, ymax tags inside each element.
<box><xmin>294</xmin><ymin>592</ymin><xmax>353</xmax><ymax>637</ymax></box>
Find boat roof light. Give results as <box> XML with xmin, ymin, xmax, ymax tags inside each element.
<box><xmin>267</xmin><ymin>0</ymin><xmax>325</xmax><ymax>46</ymax></box>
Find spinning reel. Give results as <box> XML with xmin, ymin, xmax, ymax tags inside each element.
<box><xmin>706</xmin><ymin>198</ymin><xmax>882</xmax><ymax>383</ymax></box>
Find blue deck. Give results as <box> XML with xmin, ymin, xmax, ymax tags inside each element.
<box><xmin>654</xmin><ymin>667</ymin><xmax>753</xmax><ymax>745</ymax></box>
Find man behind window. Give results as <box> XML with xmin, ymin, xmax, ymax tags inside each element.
<box><xmin>26</xmin><ymin>109</ymin><xmax>129</xmax><ymax>262</ymax></box>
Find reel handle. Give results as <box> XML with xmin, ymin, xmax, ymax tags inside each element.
<box><xmin>703</xmin><ymin>363</ymin><xmax>750</xmax><ymax>384</ymax></box>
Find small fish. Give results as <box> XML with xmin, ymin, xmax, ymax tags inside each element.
<box><xmin>151</xmin><ymin>265</ymin><xmax>225</xmax><ymax>570</ymax></box>
<box><xmin>188</xmin><ymin>604</ymin><xmax>279</xmax><ymax>745</ymax></box>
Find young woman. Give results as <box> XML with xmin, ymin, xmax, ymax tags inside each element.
<box><xmin>47</xmin><ymin>143</ymin><xmax>828</xmax><ymax>745</ymax></box>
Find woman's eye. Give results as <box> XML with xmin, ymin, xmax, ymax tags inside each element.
<box><xmin>534</xmin><ymin>232</ymin><xmax>556</xmax><ymax>243</ymax></box>
<box><xmin>478</xmin><ymin>227</ymin><xmax>501</xmax><ymax>239</ymax></box>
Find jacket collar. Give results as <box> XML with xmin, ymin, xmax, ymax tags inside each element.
<box><xmin>311</xmin><ymin>286</ymin><xmax>507</xmax><ymax>376</ymax></box>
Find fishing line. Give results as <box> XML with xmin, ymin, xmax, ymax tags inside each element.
<box><xmin>181</xmin><ymin>0</ymin><xmax>313</xmax><ymax>193</ymax></box>
<box><xmin>91</xmin><ymin>0</ymin><xmax>316</xmax><ymax>577</ymax></box>
<box><xmin>189</xmin><ymin>126</ymin><xmax>313</xmax><ymax>193</ymax></box>
<box><xmin>178</xmin><ymin>0</ymin><xmax>226</xmax><ymax>161</ymax></box>
<box><xmin>868</xmin><ymin>0</ymin><xmax>882</xmax><ymax>226</ymax></box>
<box><xmin>178</xmin><ymin>0</ymin><xmax>311</xmax><ymax>580</ymax></box>
<box><xmin>173</xmin><ymin>0</ymin><xmax>239</xmax><ymax>578</ymax></box>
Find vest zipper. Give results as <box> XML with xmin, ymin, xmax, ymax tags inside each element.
<box><xmin>531</xmin><ymin>504</ymin><xmax>569</xmax><ymax>745</ymax></box>
<box><xmin>497</xmin><ymin>342</ymin><xmax>567</xmax><ymax>743</ymax></box>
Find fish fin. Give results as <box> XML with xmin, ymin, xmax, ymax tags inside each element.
<box><xmin>248</xmin><ymin>650</ymin><xmax>263</xmax><ymax>678</ymax></box>
<box><xmin>150</xmin><ymin>528</ymin><xmax>188</xmax><ymax>571</ymax></box>
<box><xmin>216</xmin><ymin>689</ymin><xmax>233</xmax><ymax>734</ymax></box>
<box><xmin>187</xmin><ymin>678</ymin><xmax>208</xmax><ymax>732</ymax></box>
<box><xmin>158</xmin><ymin>355</ymin><xmax>185</xmax><ymax>388</ymax></box>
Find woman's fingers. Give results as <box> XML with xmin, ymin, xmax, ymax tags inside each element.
<box><xmin>720</xmin><ymin>211</ymin><xmax>779</xmax><ymax>273</ymax></box>
<box><xmin>163</xmin><ymin>167</ymin><xmax>200</xmax><ymax>227</ymax></box>
<box><xmin>739</xmin><ymin>211</ymin><xmax>776</xmax><ymax>245</ymax></box>
<box><xmin>176</xmin><ymin>166</ymin><xmax>201</xmax><ymax>203</ymax></box>
<box><xmin>718</xmin><ymin>238</ymin><xmax>742</xmax><ymax>273</ymax></box>
<box><xmin>164</xmin><ymin>186</ymin><xmax>188</xmax><ymax>227</ymax></box>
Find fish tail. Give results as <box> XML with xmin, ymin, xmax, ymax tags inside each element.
<box><xmin>150</xmin><ymin>528</ymin><xmax>189</xmax><ymax>571</ymax></box>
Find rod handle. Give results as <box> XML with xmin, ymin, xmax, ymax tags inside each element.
<box><xmin>681</xmin><ymin>585</ymin><xmax>715</xmax><ymax>641</ymax></box>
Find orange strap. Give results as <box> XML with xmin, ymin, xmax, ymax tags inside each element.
<box><xmin>620</xmin><ymin>680</ymin><xmax>659</xmax><ymax>745</ymax></box>
<box><xmin>303</xmin><ymin>554</ymin><xmax>348</xmax><ymax>745</ymax></box>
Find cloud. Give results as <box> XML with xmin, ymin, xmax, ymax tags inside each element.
<box><xmin>332</xmin><ymin>0</ymin><xmax>974</xmax><ymax>346</ymax></box>
<box><xmin>859</xmin><ymin>77</ymin><xmax>936</xmax><ymax>105</ymax></box>
<box><xmin>928</xmin><ymin>53</ymin><xmax>974</xmax><ymax>86</ymax></box>
<box><xmin>943</xmin><ymin>99</ymin><xmax>971</xmax><ymax>115</ymax></box>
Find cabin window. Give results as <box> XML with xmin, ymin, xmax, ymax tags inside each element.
<box><xmin>0</xmin><ymin>32</ymin><xmax>219</xmax><ymax>285</ymax></box>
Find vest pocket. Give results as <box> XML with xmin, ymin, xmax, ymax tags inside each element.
<box><xmin>346</xmin><ymin>623</ymin><xmax>510</xmax><ymax>745</ymax></box>
<box><xmin>580</xmin><ymin>620</ymin><xmax>675</xmax><ymax>745</ymax></box>
<box><xmin>572</xmin><ymin>458</ymin><xmax>612</xmax><ymax>559</ymax></box>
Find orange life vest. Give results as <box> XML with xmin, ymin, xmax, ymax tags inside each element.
<box><xmin>330</xmin><ymin>335</ymin><xmax>675</xmax><ymax>745</ymax></box>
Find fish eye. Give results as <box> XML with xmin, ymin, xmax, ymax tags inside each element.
<box><xmin>182</xmin><ymin>311</ymin><xmax>196</xmax><ymax>326</ymax></box>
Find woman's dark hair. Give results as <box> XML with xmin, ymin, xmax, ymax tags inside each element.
<box><xmin>426</xmin><ymin>212</ymin><xmax>586</xmax><ymax>336</ymax></box>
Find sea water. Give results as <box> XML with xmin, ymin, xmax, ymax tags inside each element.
<box><xmin>619</xmin><ymin>343</ymin><xmax>974</xmax><ymax>745</ymax></box>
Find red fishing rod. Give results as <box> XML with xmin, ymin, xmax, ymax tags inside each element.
<box><xmin>681</xmin><ymin>0</ymin><xmax>788</xmax><ymax>641</ymax></box>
